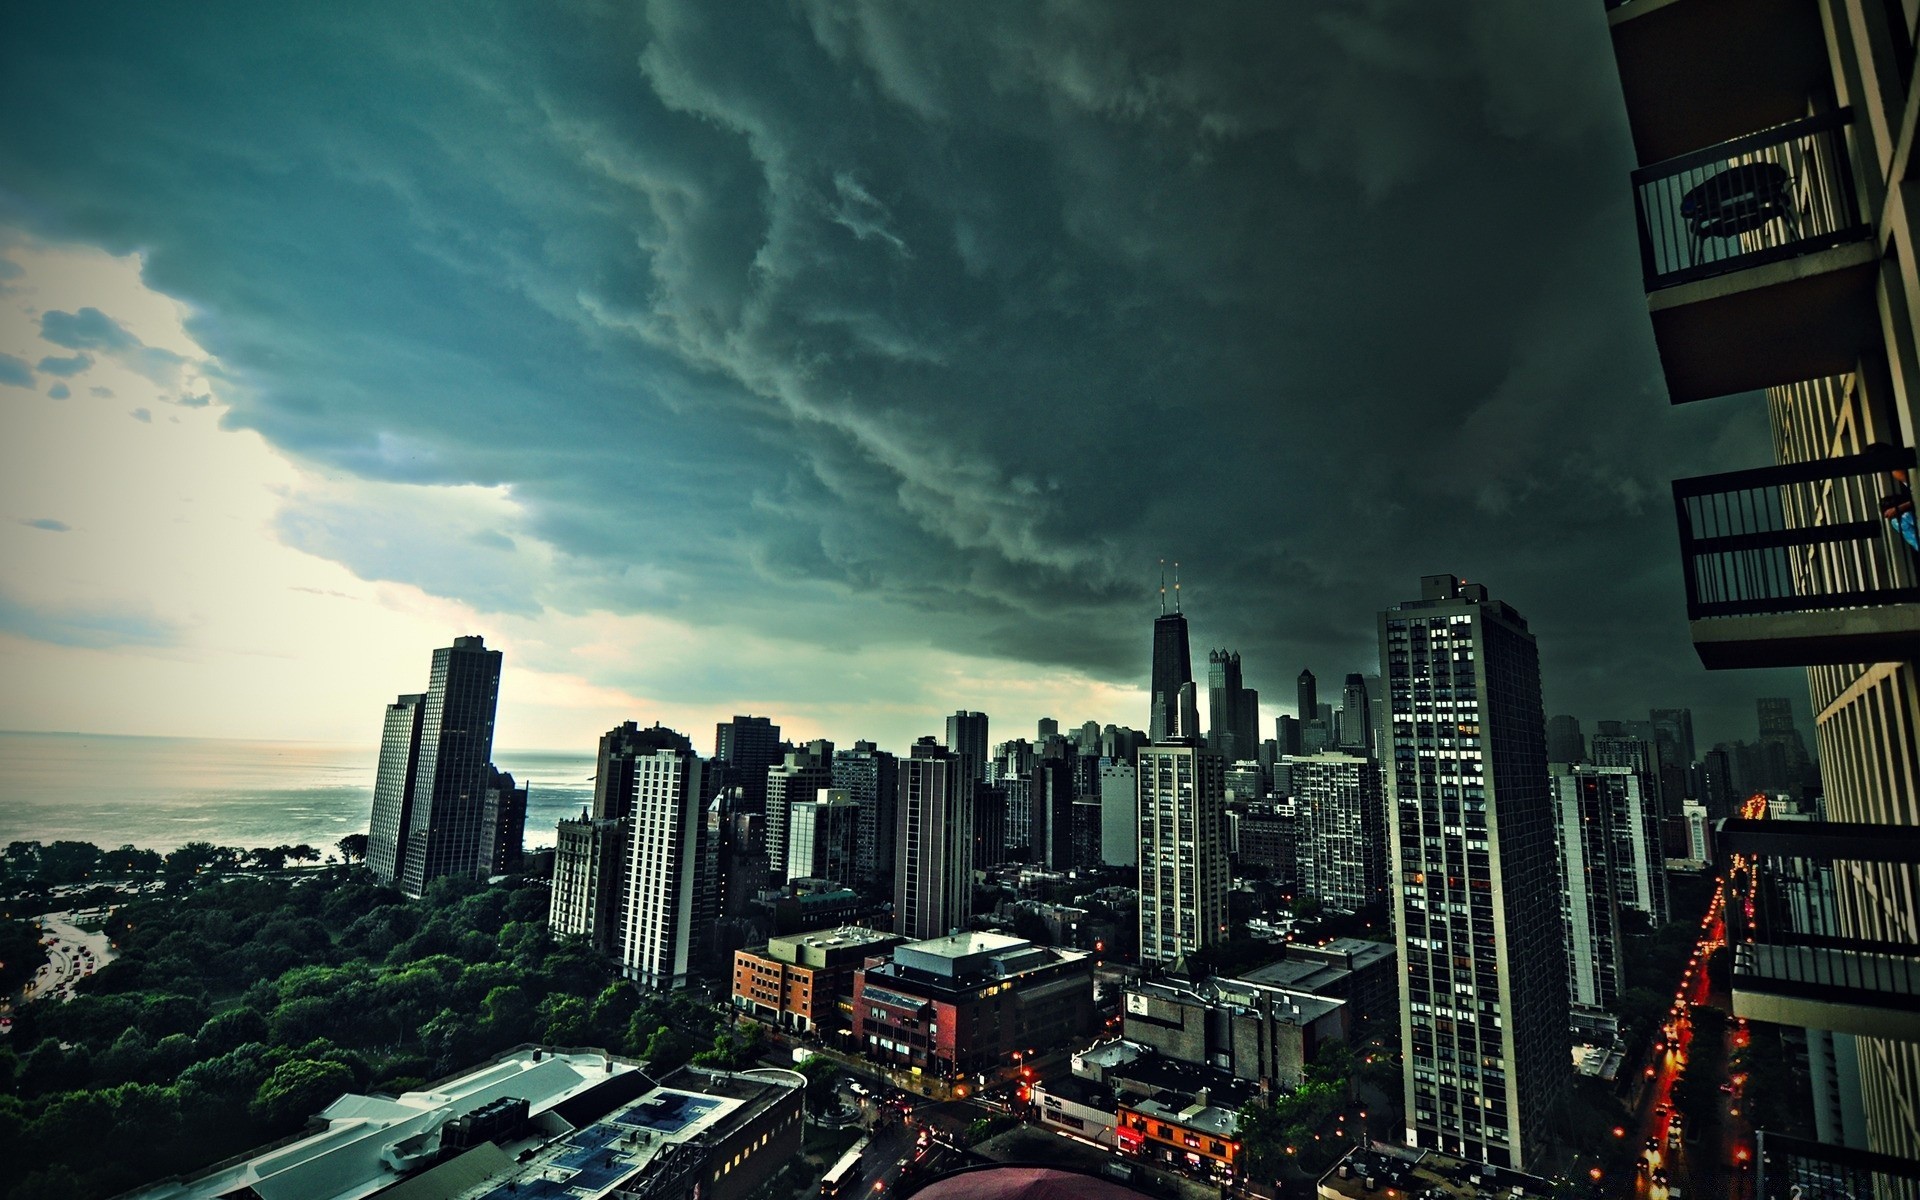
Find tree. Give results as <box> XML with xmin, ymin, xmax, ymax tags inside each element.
<box><xmin>0</xmin><ymin>917</ymin><xmax>50</xmax><ymax>994</ymax></box>
<box><xmin>796</xmin><ymin>1054</ymin><xmax>839</xmax><ymax>1114</ymax></box>
<box><xmin>336</xmin><ymin>833</ymin><xmax>369</xmax><ymax>864</ymax></box>
<box><xmin>250</xmin><ymin>1058</ymin><xmax>354</xmax><ymax>1127</ymax></box>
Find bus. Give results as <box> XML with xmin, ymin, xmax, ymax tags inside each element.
<box><xmin>821</xmin><ymin>1136</ymin><xmax>870</xmax><ymax>1197</ymax></box>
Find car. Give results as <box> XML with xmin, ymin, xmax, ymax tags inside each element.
<box><xmin>1720</xmin><ymin>1083</ymin><xmax>1736</xmax><ymax>1093</ymax></box>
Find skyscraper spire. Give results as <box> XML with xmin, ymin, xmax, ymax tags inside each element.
<box><xmin>1159</xmin><ymin>558</ymin><xmax>1167</xmax><ymax>615</ymax></box>
<box><xmin>1173</xmin><ymin>561</ymin><xmax>1181</xmax><ymax>613</ymax></box>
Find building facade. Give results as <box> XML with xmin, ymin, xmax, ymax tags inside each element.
<box><xmin>1380</xmin><ymin>576</ymin><xmax>1568</xmax><ymax>1172</ymax></box>
<box><xmin>619</xmin><ymin>742</ymin><xmax>710</xmax><ymax>990</ymax></box>
<box><xmin>1552</xmin><ymin>766</ymin><xmax>1627</xmax><ymax>1016</ymax></box>
<box><xmin>832</xmin><ymin>741</ymin><xmax>897</xmax><ymax>890</ymax></box>
<box><xmin>730</xmin><ymin>925</ymin><xmax>905</xmax><ymax>1034</ymax></box>
<box><xmin>548</xmin><ymin>814</ymin><xmax>625</xmax><ymax>952</ymax></box>
<box><xmin>1136</xmin><ymin>740</ymin><xmax>1229</xmax><ymax>967</ymax></box>
<box><xmin>1294</xmin><ymin>751</ymin><xmax>1387</xmax><ymax>914</ymax></box>
<box><xmin>367</xmin><ymin>692</ymin><xmax>425</xmax><ymax>887</ymax></box>
<box><xmin>894</xmin><ymin>738</ymin><xmax>973</xmax><ymax>941</ymax></box>
<box><xmin>1099</xmin><ymin>759</ymin><xmax>1138</xmax><ymax>867</ymax></box>
<box><xmin>394</xmin><ymin>636</ymin><xmax>504</xmax><ymax>898</ymax></box>
<box><xmin>784</xmin><ymin>788</ymin><xmax>859</xmax><ymax>887</ymax></box>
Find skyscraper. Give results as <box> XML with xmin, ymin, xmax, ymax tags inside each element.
<box><xmin>946</xmin><ymin>711</ymin><xmax>990</xmax><ymax>786</ymax></box>
<box><xmin>480</xmin><ymin>766</ymin><xmax>527</xmax><ymax>876</ymax></box>
<box><xmin>398</xmin><ymin>636</ymin><xmax>504</xmax><ymax>898</ymax></box>
<box><xmin>1032</xmin><ymin>755</ymin><xmax>1076</xmax><ymax>872</ymax></box>
<box><xmin>1544</xmin><ymin>714</ymin><xmax>1586</xmax><ymax>765</ymax></box>
<box><xmin>594</xmin><ymin>720</ymin><xmax>690</xmax><ymax>822</ymax></box>
<box><xmin>1337</xmin><ymin>672</ymin><xmax>1372</xmax><ymax>753</ymax></box>
<box><xmin>1099</xmin><ymin>759</ymin><xmax>1138</xmax><ymax>867</ymax></box>
<box><xmin>713</xmin><ymin>715</ymin><xmax>782</xmax><ymax>813</ymax></box>
<box><xmin>832</xmin><ymin>741</ymin><xmax>898</xmax><ymax>890</ymax></box>
<box><xmin>548</xmin><ymin>813</ymin><xmax>625</xmax><ymax>953</ymax></box>
<box><xmin>1293</xmin><ymin>751</ymin><xmax>1386</xmax><ymax>913</ymax></box>
<box><xmin>894</xmin><ymin>738</ymin><xmax>973</xmax><ymax>941</ymax></box>
<box><xmin>1149</xmin><ymin>575</ymin><xmax>1196</xmax><ymax>743</ymax></box>
<box><xmin>1552</xmin><ymin>766</ymin><xmax>1626</xmax><ymax>1017</ymax></box>
<box><xmin>1136</xmin><ymin>740</ymin><xmax>1229</xmax><ymax>967</ymax></box>
<box><xmin>367</xmin><ymin>692</ymin><xmax>425</xmax><ymax>887</ymax></box>
<box><xmin>1207</xmin><ymin>649</ymin><xmax>1260</xmax><ymax>762</ymax></box>
<box><xmin>1380</xmin><ymin>576</ymin><xmax>1567</xmax><ymax>1172</ymax></box>
<box><xmin>618</xmin><ymin>735</ymin><xmax>709</xmax><ymax>990</ymax></box>
<box><xmin>1297</xmin><ymin>669</ymin><xmax>1318</xmax><ymax>724</ymax></box>
<box><xmin>1648</xmin><ymin>707</ymin><xmax>1696</xmax><ymax>768</ymax></box>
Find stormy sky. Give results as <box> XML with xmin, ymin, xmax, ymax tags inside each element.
<box><xmin>0</xmin><ymin>2</ymin><xmax>1808</xmax><ymax>752</ymax></box>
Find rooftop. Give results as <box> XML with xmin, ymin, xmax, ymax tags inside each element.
<box><xmin>1315</xmin><ymin>1146</ymin><xmax>1554</xmax><ymax>1200</ymax></box>
<box><xmin>906</xmin><ymin>930</ymin><xmax>1031</xmax><ymax>959</ymax></box>
<box><xmin>770</xmin><ymin>925</ymin><xmax>900</xmax><ymax>953</ymax></box>
<box><xmin>1108</xmin><ymin>1052</ymin><xmax>1255</xmax><ymax>1139</ymax></box>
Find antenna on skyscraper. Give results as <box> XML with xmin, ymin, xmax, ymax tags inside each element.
<box><xmin>1159</xmin><ymin>559</ymin><xmax>1167</xmax><ymax>615</ymax></box>
<box><xmin>1173</xmin><ymin>561</ymin><xmax>1181</xmax><ymax>613</ymax></box>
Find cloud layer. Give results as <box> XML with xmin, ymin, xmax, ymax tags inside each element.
<box><xmin>0</xmin><ymin>1</ymin><xmax>1805</xmax><ymax>746</ymax></box>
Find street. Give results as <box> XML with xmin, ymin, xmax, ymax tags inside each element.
<box><xmin>15</xmin><ymin>909</ymin><xmax>114</xmax><ymax>1011</ymax></box>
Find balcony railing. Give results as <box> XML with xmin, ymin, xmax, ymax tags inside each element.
<box><xmin>1673</xmin><ymin>444</ymin><xmax>1920</xmax><ymax>621</ymax></box>
<box><xmin>1632</xmin><ymin>108</ymin><xmax>1868</xmax><ymax>290</ymax></box>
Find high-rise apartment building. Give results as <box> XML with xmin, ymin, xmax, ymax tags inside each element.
<box><xmin>831</xmin><ymin>741</ymin><xmax>897</xmax><ymax>890</ymax></box>
<box><xmin>894</xmin><ymin>738</ymin><xmax>973</xmax><ymax>941</ymax></box>
<box><xmin>1032</xmin><ymin>755</ymin><xmax>1077</xmax><ymax>872</ymax></box>
<box><xmin>1603</xmin><ymin>8</ymin><xmax>1920</xmax><ymax>1167</ymax></box>
<box><xmin>1099</xmin><ymin>759</ymin><xmax>1138</xmax><ymax>867</ymax></box>
<box><xmin>548</xmin><ymin>814</ymin><xmax>625</xmax><ymax>953</ymax></box>
<box><xmin>1136</xmin><ymin>739</ymin><xmax>1229</xmax><ymax>967</ymax></box>
<box><xmin>763</xmin><ymin>748</ymin><xmax>832</xmax><ymax>887</ymax></box>
<box><xmin>618</xmin><ymin>735</ymin><xmax>710</xmax><ymax>990</ymax></box>
<box><xmin>367</xmin><ymin>692</ymin><xmax>425</xmax><ymax>887</ymax></box>
<box><xmin>1551</xmin><ymin>766</ymin><xmax>1628</xmax><ymax>1017</ymax></box>
<box><xmin>1293</xmin><ymin>751</ymin><xmax>1386</xmax><ymax>914</ymax></box>
<box><xmin>480</xmin><ymin>766</ymin><xmax>527</xmax><ymax>876</ymax></box>
<box><xmin>785</xmin><ymin>788</ymin><xmax>859</xmax><ymax>886</ymax></box>
<box><xmin>396</xmin><ymin>636</ymin><xmax>504</xmax><ymax>898</ymax></box>
<box><xmin>946</xmin><ymin>711</ymin><xmax>990</xmax><ymax>786</ymax></box>
<box><xmin>1207</xmin><ymin>649</ymin><xmax>1260</xmax><ymax>762</ymax></box>
<box><xmin>1589</xmin><ymin>736</ymin><xmax>1670</xmax><ymax>926</ymax></box>
<box><xmin>1380</xmin><ymin>576</ymin><xmax>1567</xmax><ymax>1171</ymax></box>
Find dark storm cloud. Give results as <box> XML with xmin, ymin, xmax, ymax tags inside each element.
<box><xmin>39</xmin><ymin>307</ymin><xmax>137</xmax><ymax>351</ymax></box>
<box><xmin>0</xmin><ymin>1</ymin><xmax>1798</xmax><ymax>743</ymax></box>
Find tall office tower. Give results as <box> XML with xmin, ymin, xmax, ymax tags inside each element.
<box><xmin>713</xmin><ymin>715</ymin><xmax>782</xmax><ymax>813</ymax></box>
<box><xmin>1338</xmin><ymin>673</ymin><xmax>1372</xmax><ymax>753</ymax></box>
<box><xmin>1545</xmin><ymin>715</ymin><xmax>1586</xmax><ymax>765</ymax></box>
<box><xmin>1648</xmin><ymin>708</ymin><xmax>1697</xmax><ymax>768</ymax></box>
<box><xmin>785</xmin><ymin>788</ymin><xmax>860</xmax><ymax>886</ymax></box>
<box><xmin>946</xmin><ymin>711</ymin><xmax>990</xmax><ymax>785</ymax></box>
<box><xmin>1301</xmin><ymin>718</ymin><xmax>1333</xmax><ymax>755</ymax></box>
<box><xmin>398</xmin><ymin>636</ymin><xmax>505</xmax><ymax>898</ymax></box>
<box><xmin>618</xmin><ymin>736</ymin><xmax>708</xmax><ymax>990</ymax></box>
<box><xmin>832</xmin><ymin>741</ymin><xmax>898</xmax><ymax>890</ymax></box>
<box><xmin>1380</xmin><ymin>576</ymin><xmax>1567</xmax><ymax>1171</ymax></box>
<box><xmin>1099</xmin><ymin>759</ymin><xmax>1138</xmax><ymax>867</ymax></box>
<box><xmin>1551</xmin><ymin>766</ymin><xmax>1626</xmax><ymax>1016</ymax></box>
<box><xmin>367</xmin><ymin>693</ymin><xmax>426</xmax><ymax>887</ymax></box>
<box><xmin>1207</xmin><ymin>649</ymin><xmax>1260</xmax><ymax>761</ymax></box>
<box><xmin>1032</xmin><ymin>756</ymin><xmax>1077</xmax><ymax>871</ymax></box>
<box><xmin>1136</xmin><ymin>740</ymin><xmax>1229</xmax><ymax>967</ymax></box>
<box><xmin>480</xmin><ymin>766</ymin><xmax>527</xmax><ymax>875</ymax></box>
<box><xmin>1756</xmin><ymin>697</ymin><xmax>1815</xmax><ymax>793</ymax></box>
<box><xmin>763</xmin><ymin>748</ymin><xmax>833</xmax><ymax>886</ymax></box>
<box><xmin>1297</xmin><ymin>669</ymin><xmax>1318</xmax><ymax>724</ymax></box>
<box><xmin>1293</xmin><ymin>752</ymin><xmax>1386</xmax><ymax>913</ymax></box>
<box><xmin>1078</xmin><ymin>720</ymin><xmax>1103</xmax><ymax>753</ymax></box>
<box><xmin>1699</xmin><ymin>748</ymin><xmax>1734</xmax><ymax>819</ymax></box>
<box><xmin>1274</xmin><ymin>715</ymin><xmax>1302</xmax><ymax>756</ymax></box>
<box><xmin>894</xmin><ymin>738</ymin><xmax>973</xmax><ymax>941</ymax></box>
<box><xmin>1149</xmin><ymin>604</ymin><xmax>1195</xmax><ymax>744</ymax></box>
<box><xmin>1037</xmin><ymin>717</ymin><xmax>1059</xmax><ymax>741</ymax></box>
<box><xmin>1589</xmin><ymin>737</ymin><xmax>1670</xmax><ymax>926</ymax></box>
<box><xmin>548</xmin><ymin>813</ymin><xmax>625</xmax><ymax>952</ymax></box>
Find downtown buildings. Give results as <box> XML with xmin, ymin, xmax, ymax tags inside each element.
<box><xmin>1381</xmin><ymin>575</ymin><xmax>1568</xmax><ymax>1172</ymax></box>
<box><xmin>1602</xmin><ymin>3</ymin><xmax>1920</xmax><ymax>1174</ymax></box>
<box><xmin>366</xmin><ymin>636</ymin><xmax>523</xmax><ymax>898</ymax></box>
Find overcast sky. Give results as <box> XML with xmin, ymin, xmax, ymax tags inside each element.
<box><xmin>0</xmin><ymin>2</ymin><xmax>1810</xmax><ymax>754</ymax></box>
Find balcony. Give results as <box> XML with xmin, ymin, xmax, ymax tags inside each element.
<box><xmin>1755</xmin><ymin>1131</ymin><xmax>1920</xmax><ymax>1199</ymax></box>
<box><xmin>1720</xmin><ymin>819</ymin><xmax>1920</xmax><ymax>1042</ymax></box>
<box><xmin>1672</xmin><ymin>445</ymin><xmax>1920</xmax><ymax>669</ymax></box>
<box><xmin>1631</xmin><ymin>109</ymin><xmax>1878</xmax><ymax>402</ymax></box>
<box><xmin>1606</xmin><ymin>0</ymin><xmax>1828</xmax><ymax>165</ymax></box>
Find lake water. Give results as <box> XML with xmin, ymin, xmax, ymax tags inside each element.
<box><xmin>0</xmin><ymin>731</ymin><xmax>596</xmax><ymax>855</ymax></box>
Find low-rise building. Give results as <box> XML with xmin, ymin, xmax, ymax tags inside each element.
<box><xmin>1316</xmin><ymin>1145</ymin><xmax>1554</xmax><ymax>1200</ymax></box>
<box><xmin>124</xmin><ymin>1049</ymin><xmax>804</xmax><ymax>1200</ymax></box>
<box><xmin>732</xmin><ymin>925</ymin><xmax>907</xmax><ymax>1034</ymax></box>
<box><xmin>1121</xmin><ymin>975</ymin><xmax>1345</xmax><ymax>1091</ymax></box>
<box><xmin>1030</xmin><ymin>1073</ymin><xmax>1119</xmax><ymax>1146</ymax></box>
<box><xmin>1238</xmin><ymin>937</ymin><xmax>1396</xmax><ymax>1033</ymax></box>
<box><xmin>1108</xmin><ymin>1053</ymin><xmax>1254</xmax><ymax>1182</ymax></box>
<box><xmin>853</xmin><ymin>931</ymin><xmax>1094</xmax><ymax>1085</ymax></box>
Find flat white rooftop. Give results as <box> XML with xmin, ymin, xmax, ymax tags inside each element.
<box><xmin>128</xmin><ymin>1049</ymin><xmax>634</xmax><ymax>1200</ymax></box>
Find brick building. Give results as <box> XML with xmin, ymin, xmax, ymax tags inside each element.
<box><xmin>731</xmin><ymin>925</ymin><xmax>905</xmax><ymax>1035</ymax></box>
<box><xmin>853</xmin><ymin>931</ymin><xmax>1094</xmax><ymax>1085</ymax></box>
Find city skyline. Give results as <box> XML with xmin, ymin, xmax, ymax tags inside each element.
<box><xmin>0</xmin><ymin>6</ymin><xmax>1815</xmax><ymax>757</ymax></box>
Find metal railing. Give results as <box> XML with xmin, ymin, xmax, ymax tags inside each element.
<box><xmin>1673</xmin><ymin>444</ymin><xmax>1920</xmax><ymax>620</ymax></box>
<box><xmin>1632</xmin><ymin>108</ymin><xmax>1869</xmax><ymax>289</ymax></box>
<box><xmin>1757</xmin><ymin>1131</ymin><xmax>1920</xmax><ymax>1199</ymax></box>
